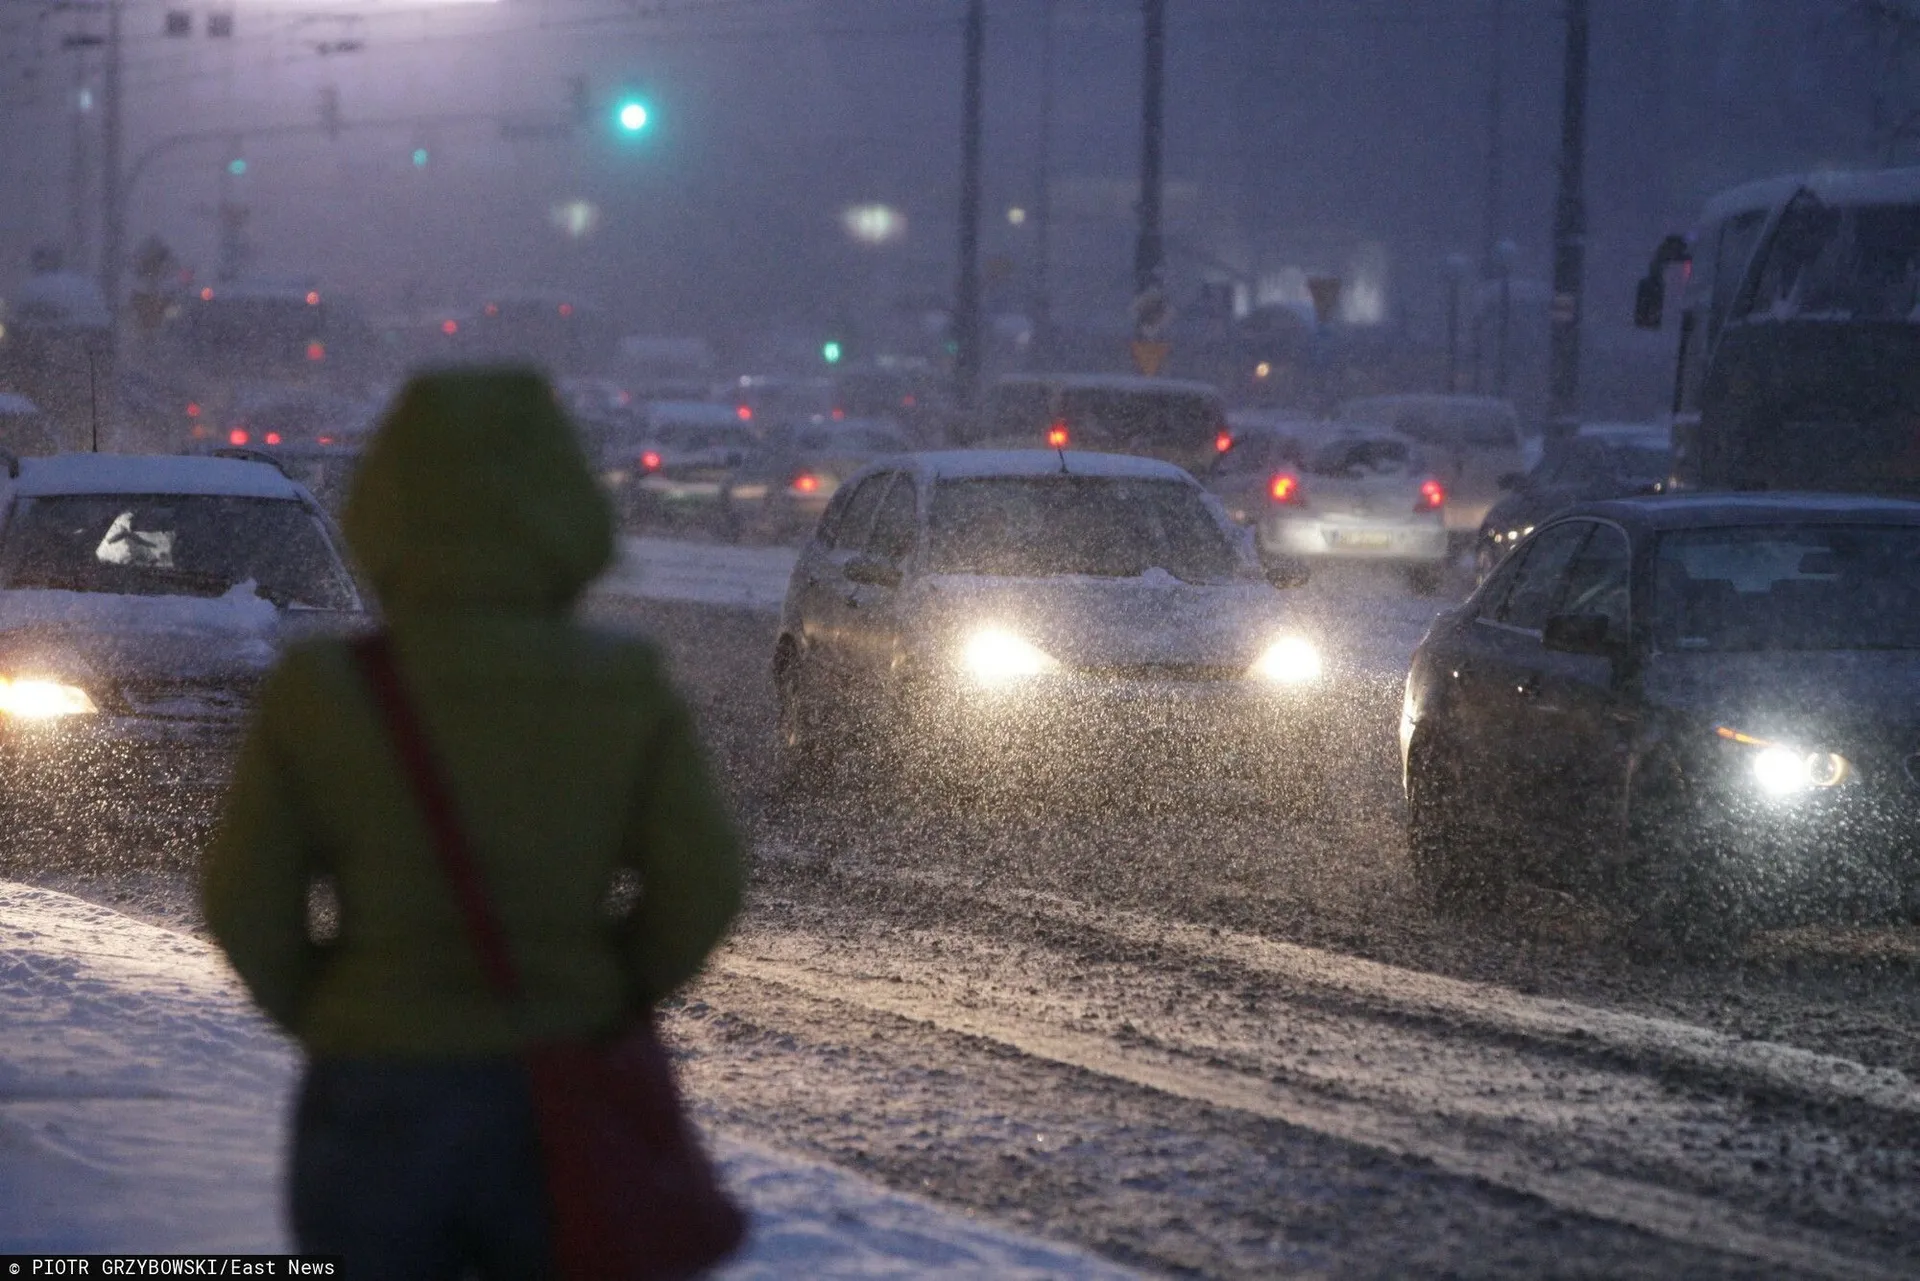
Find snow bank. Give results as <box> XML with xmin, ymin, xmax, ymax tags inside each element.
<box><xmin>594</xmin><ymin>535</ymin><xmax>798</xmax><ymax>612</ymax></box>
<box><xmin>0</xmin><ymin>882</ymin><xmax>1135</xmax><ymax>1277</ymax></box>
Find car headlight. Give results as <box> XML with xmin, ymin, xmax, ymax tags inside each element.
<box><xmin>1716</xmin><ymin>726</ymin><xmax>1850</xmax><ymax>797</ymax></box>
<box><xmin>1252</xmin><ymin>636</ymin><xmax>1322</xmax><ymax>684</ymax></box>
<box><xmin>0</xmin><ymin>677</ymin><xmax>98</xmax><ymax>719</ymax></box>
<box><xmin>961</xmin><ymin>629</ymin><xmax>1056</xmax><ymax>685</ymax></box>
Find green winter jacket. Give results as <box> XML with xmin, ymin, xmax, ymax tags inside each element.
<box><xmin>202</xmin><ymin>368</ymin><xmax>743</xmax><ymax>1057</ymax></box>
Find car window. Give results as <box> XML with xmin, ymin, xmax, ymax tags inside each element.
<box><xmin>865</xmin><ymin>476</ymin><xmax>917</xmax><ymax>564</ymax></box>
<box><xmin>926</xmin><ymin>476</ymin><xmax>1246</xmax><ymax>583</ymax></box>
<box><xmin>1304</xmin><ymin>436</ymin><xmax>1415</xmax><ymax>479</ymax></box>
<box><xmin>1553</xmin><ymin>523</ymin><xmax>1631</xmax><ymax>639</ymax></box>
<box><xmin>828</xmin><ymin>473</ymin><xmax>893</xmax><ymax>553</ymax></box>
<box><xmin>1484</xmin><ymin>521</ymin><xmax>1593</xmax><ymax>632</ymax></box>
<box><xmin>0</xmin><ymin>494</ymin><xmax>359</xmax><ymax>611</ymax></box>
<box><xmin>1652</xmin><ymin>523</ymin><xmax>1920</xmax><ymax>651</ymax></box>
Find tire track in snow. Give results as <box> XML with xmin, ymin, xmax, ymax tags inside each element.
<box><xmin>713</xmin><ymin>943</ymin><xmax>1910</xmax><ymax>1281</ymax></box>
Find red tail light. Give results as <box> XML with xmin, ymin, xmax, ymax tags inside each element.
<box><xmin>1269</xmin><ymin>473</ymin><xmax>1301</xmax><ymax>503</ymax></box>
<box><xmin>1046</xmin><ymin>420</ymin><xmax>1070</xmax><ymax>449</ymax></box>
<box><xmin>185</xmin><ymin>402</ymin><xmax>201</xmax><ymax>419</ymax></box>
<box><xmin>317</xmin><ymin>435</ymin><xmax>335</xmax><ymax>446</ymax></box>
<box><xmin>831</xmin><ymin>407</ymin><xmax>846</xmax><ymax>421</ymax></box>
<box><xmin>640</xmin><ymin>450</ymin><xmax>663</xmax><ymax>472</ymax></box>
<box><xmin>441</xmin><ymin>319</ymin><xmax>460</xmax><ymax>336</ymax></box>
<box><xmin>305</xmin><ymin>341</ymin><xmax>326</xmax><ymax>362</ymax></box>
<box><xmin>1417</xmin><ymin>478</ymin><xmax>1446</xmax><ymax>511</ymax></box>
<box><xmin>736</xmin><ymin>405</ymin><xmax>754</xmax><ymax>422</ymax></box>
<box><xmin>228</xmin><ymin>428</ymin><xmax>250</xmax><ymax>446</ymax></box>
<box><xmin>791</xmin><ymin>473</ymin><xmax>821</xmax><ymax>495</ymax></box>
<box><xmin>1215</xmin><ymin>430</ymin><xmax>1233</xmax><ymax>454</ymax></box>
<box><xmin>264</xmin><ymin>432</ymin><xmax>283</xmax><ymax>446</ymax></box>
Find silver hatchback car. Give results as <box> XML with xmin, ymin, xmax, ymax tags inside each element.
<box><xmin>770</xmin><ymin>450</ymin><xmax>1330</xmax><ymax>805</ymax></box>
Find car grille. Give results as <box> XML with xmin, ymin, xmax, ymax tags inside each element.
<box><xmin>1078</xmin><ymin>662</ymin><xmax>1245</xmax><ymax>683</ymax></box>
<box><xmin>111</xmin><ymin>678</ymin><xmax>259</xmax><ymax>722</ymax></box>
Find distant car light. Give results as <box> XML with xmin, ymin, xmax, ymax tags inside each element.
<box><xmin>228</xmin><ymin>429</ymin><xmax>249</xmax><ymax>446</ymax></box>
<box><xmin>0</xmin><ymin>677</ymin><xmax>98</xmax><ymax>719</ymax></box>
<box><xmin>961</xmin><ymin>629</ymin><xmax>1056</xmax><ymax>685</ymax></box>
<box><xmin>790</xmin><ymin>473</ymin><xmax>822</xmax><ymax>495</ymax></box>
<box><xmin>1269</xmin><ymin>473</ymin><xmax>1301</xmax><ymax>503</ymax></box>
<box><xmin>1252</xmin><ymin>636</ymin><xmax>1322</xmax><ymax>684</ymax></box>
<box><xmin>640</xmin><ymin>450</ymin><xmax>663</xmax><ymax>472</ymax></box>
<box><xmin>736</xmin><ymin>405</ymin><xmax>754</xmax><ymax>422</ymax></box>
<box><xmin>1417</xmin><ymin>479</ymin><xmax>1446</xmax><ymax>511</ymax></box>
<box><xmin>264</xmin><ymin>432</ymin><xmax>283</xmax><ymax>446</ymax></box>
<box><xmin>1215</xmin><ymin>431</ymin><xmax>1233</xmax><ymax>453</ymax></box>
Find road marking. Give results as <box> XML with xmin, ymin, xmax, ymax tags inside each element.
<box><xmin>715</xmin><ymin>949</ymin><xmax>1908</xmax><ymax>1281</ymax></box>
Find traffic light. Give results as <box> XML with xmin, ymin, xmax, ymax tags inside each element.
<box><xmin>411</xmin><ymin>147</ymin><xmax>430</xmax><ymax>168</ymax></box>
<box><xmin>615</xmin><ymin>99</ymin><xmax>651</xmax><ymax>135</ymax></box>
<box><xmin>227</xmin><ymin>157</ymin><xmax>247</xmax><ymax>176</ymax></box>
<box><xmin>822</xmin><ymin>340</ymin><xmax>843</xmax><ymax>365</ymax></box>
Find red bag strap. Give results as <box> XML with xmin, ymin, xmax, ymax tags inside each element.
<box><xmin>354</xmin><ymin>633</ymin><xmax>522</xmax><ymax>1001</ymax></box>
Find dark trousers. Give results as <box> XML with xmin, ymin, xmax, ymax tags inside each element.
<box><xmin>292</xmin><ymin>1056</ymin><xmax>551</xmax><ymax>1280</ymax></box>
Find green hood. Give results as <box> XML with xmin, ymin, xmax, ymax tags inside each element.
<box><xmin>344</xmin><ymin>367</ymin><xmax>613</xmax><ymax>613</ymax></box>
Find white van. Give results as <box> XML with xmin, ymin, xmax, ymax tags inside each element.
<box><xmin>1332</xmin><ymin>394</ymin><xmax>1526</xmax><ymax>544</ymax></box>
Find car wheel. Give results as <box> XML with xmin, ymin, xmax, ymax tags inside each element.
<box><xmin>1617</xmin><ymin>763</ymin><xmax>1751</xmax><ymax>961</ymax></box>
<box><xmin>1405</xmin><ymin>732</ymin><xmax>1507</xmax><ymax>914</ymax></box>
<box><xmin>1405</xmin><ymin>563</ymin><xmax>1444</xmax><ymax>597</ymax></box>
<box><xmin>771</xmin><ymin>646</ymin><xmax>831</xmax><ymax>800</ymax></box>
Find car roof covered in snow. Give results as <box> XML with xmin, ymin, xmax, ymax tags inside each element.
<box><xmin>892</xmin><ymin>449</ymin><xmax>1198</xmax><ymax>484</ymax></box>
<box><xmin>1700</xmin><ymin>167</ymin><xmax>1920</xmax><ymax>226</ymax></box>
<box><xmin>10</xmin><ymin>453</ymin><xmax>309</xmax><ymax>501</ymax></box>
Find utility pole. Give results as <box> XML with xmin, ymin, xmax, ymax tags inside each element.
<box><xmin>1547</xmin><ymin>0</ymin><xmax>1589</xmax><ymax>439</ymax></box>
<box><xmin>1480</xmin><ymin>0</ymin><xmax>1506</xmax><ymax>278</ymax></box>
<box><xmin>1032</xmin><ymin>0</ymin><xmax>1057</xmax><ymax>367</ymax></box>
<box><xmin>952</xmin><ymin>0</ymin><xmax>985</xmax><ymax>409</ymax></box>
<box><xmin>98</xmin><ymin>0</ymin><xmax>123</xmax><ymax>447</ymax></box>
<box><xmin>68</xmin><ymin>47</ymin><xmax>92</xmax><ymax>272</ymax></box>
<box><xmin>1134</xmin><ymin>0</ymin><xmax>1167</xmax><ymax>332</ymax></box>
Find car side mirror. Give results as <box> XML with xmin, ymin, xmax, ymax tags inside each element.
<box><xmin>1496</xmin><ymin>471</ymin><xmax>1523</xmax><ymax>491</ymax></box>
<box><xmin>1542</xmin><ymin>612</ymin><xmax>1617</xmax><ymax>657</ymax></box>
<box><xmin>845</xmin><ymin>555</ymin><xmax>904</xmax><ymax>589</ymax></box>
<box><xmin>1264</xmin><ymin>556</ymin><xmax>1311</xmax><ymax>590</ymax></box>
<box><xmin>1633</xmin><ymin>273</ymin><xmax>1666</xmax><ymax>330</ymax></box>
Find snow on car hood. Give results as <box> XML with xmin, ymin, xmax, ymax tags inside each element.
<box><xmin>0</xmin><ymin>584</ymin><xmax>289</xmax><ymax>687</ymax></box>
<box><xmin>917</xmin><ymin>570</ymin><xmax>1297</xmax><ymax>670</ymax></box>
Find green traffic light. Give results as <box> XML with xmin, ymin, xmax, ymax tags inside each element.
<box><xmin>227</xmin><ymin>158</ymin><xmax>247</xmax><ymax>176</ymax></box>
<box><xmin>616</xmin><ymin>100</ymin><xmax>651</xmax><ymax>134</ymax></box>
<box><xmin>822</xmin><ymin>341</ymin><xmax>843</xmax><ymax>365</ymax></box>
<box><xmin>412</xmin><ymin>148</ymin><xmax>430</xmax><ymax>167</ymax></box>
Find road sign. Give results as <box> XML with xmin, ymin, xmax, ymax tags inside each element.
<box><xmin>1307</xmin><ymin>276</ymin><xmax>1343</xmax><ymax>329</ymax></box>
<box><xmin>1131</xmin><ymin>287</ymin><xmax>1170</xmax><ymax>339</ymax></box>
<box><xmin>1131</xmin><ymin>340</ymin><xmax>1171</xmax><ymax>377</ymax></box>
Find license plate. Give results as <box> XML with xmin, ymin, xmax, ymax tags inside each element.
<box><xmin>1327</xmin><ymin>530</ymin><xmax>1393</xmax><ymax>550</ymax></box>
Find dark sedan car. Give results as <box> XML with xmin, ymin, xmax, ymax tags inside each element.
<box><xmin>1401</xmin><ymin>493</ymin><xmax>1920</xmax><ymax>951</ymax></box>
<box><xmin>1475</xmin><ymin>425</ymin><xmax>1669</xmax><ymax>578</ymax></box>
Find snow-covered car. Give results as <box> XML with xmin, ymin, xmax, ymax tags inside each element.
<box><xmin>1334</xmin><ymin>394</ymin><xmax>1526</xmax><ymax>546</ymax></box>
<box><xmin>770</xmin><ymin>450</ymin><xmax>1327</xmax><ymax>802</ymax></box>
<box><xmin>1401</xmin><ymin>492</ymin><xmax>1920</xmax><ymax>951</ymax></box>
<box><xmin>719</xmin><ymin>417</ymin><xmax>912</xmax><ymax>542</ymax></box>
<box><xmin>1204</xmin><ymin>415</ymin><xmax>1326</xmax><ymax>526</ymax></box>
<box><xmin>1257</xmin><ymin>433</ymin><xmax>1451</xmax><ymax>594</ymax></box>
<box><xmin>610</xmin><ymin>402</ymin><xmax>759</xmax><ymax>527</ymax></box>
<box><xmin>0</xmin><ymin>453</ymin><xmax>367</xmax><ymax>820</ymax></box>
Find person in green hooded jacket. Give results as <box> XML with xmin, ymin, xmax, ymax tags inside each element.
<box><xmin>202</xmin><ymin>367</ymin><xmax>744</xmax><ymax>1279</ymax></box>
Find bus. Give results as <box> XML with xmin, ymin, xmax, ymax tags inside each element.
<box><xmin>1636</xmin><ymin>168</ymin><xmax>1920</xmax><ymax>497</ymax></box>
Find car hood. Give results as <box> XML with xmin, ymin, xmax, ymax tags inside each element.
<box><xmin>0</xmin><ymin>586</ymin><xmax>364</xmax><ymax>716</ymax></box>
<box><xmin>1645</xmin><ymin>650</ymin><xmax>1920</xmax><ymax>753</ymax></box>
<box><xmin>914</xmin><ymin>571</ymin><xmax>1298</xmax><ymax>670</ymax></box>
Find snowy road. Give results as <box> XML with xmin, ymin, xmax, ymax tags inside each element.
<box><xmin>4</xmin><ymin>540</ymin><xmax>1918</xmax><ymax>1276</ymax></box>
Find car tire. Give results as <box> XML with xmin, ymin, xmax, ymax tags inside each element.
<box><xmin>1405</xmin><ymin>564</ymin><xmax>1444</xmax><ymax>597</ymax></box>
<box><xmin>1405</xmin><ymin>731</ymin><xmax>1507</xmax><ymax>914</ymax></box>
<box><xmin>1617</xmin><ymin>764</ymin><xmax>1751</xmax><ymax>961</ymax></box>
<box><xmin>771</xmin><ymin>647</ymin><xmax>831</xmax><ymax>801</ymax></box>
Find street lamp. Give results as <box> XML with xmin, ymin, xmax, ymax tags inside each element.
<box><xmin>615</xmin><ymin>99</ymin><xmax>650</xmax><ymax>135</ymax></box>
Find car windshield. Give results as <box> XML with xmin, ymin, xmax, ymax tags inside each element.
<box><xmin>1304</xmin><ymin>437</ymin><xmax>1417</xmax><ymax>479</ymax></box>
<box><xmin>927</xmin><ymin>476</ymin><xmax>1249</xmax><ymax>583</ymax></box>
<box><xmin>1653</xmin><ymin>523</ymin><xmax>1920</xmax><ymax>651</ymax></box>
<box><xmin>0</xmin><ymin>494</ymin><xmax>360</xmax><ymax>611</ymax></box>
